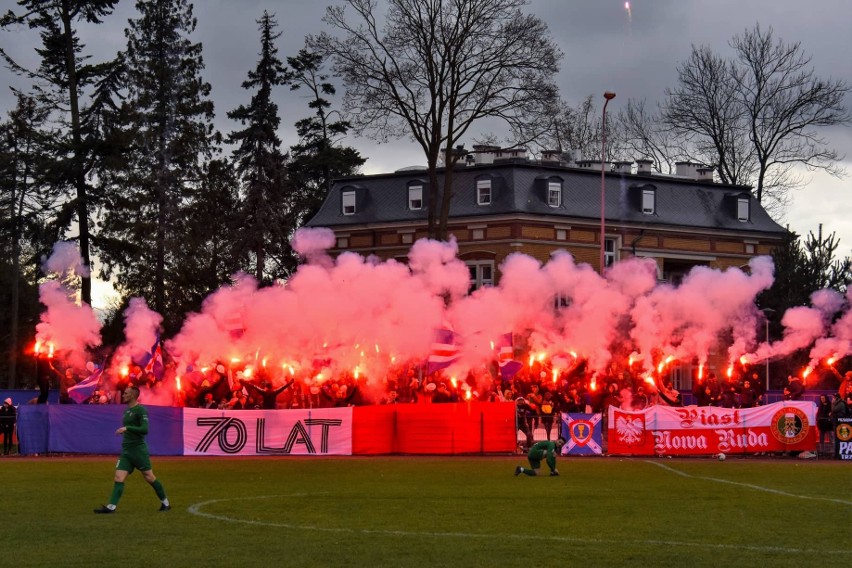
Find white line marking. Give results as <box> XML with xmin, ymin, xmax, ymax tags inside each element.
<box><xmin>187</xmin><ymin>494</ymin><xmax>850</xmax><ymax>555</ymax></box>
<box><xmin>645</xmin><ymin>460</ymin><xmax>852</xmax><ymax>506</ymax></box>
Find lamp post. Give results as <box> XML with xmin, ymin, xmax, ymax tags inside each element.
<box><xmin>761</xmin><ymin>308</ymin><xmax>776</xmax><ymax>392</ymax></box>
<box><xmin>600</xmin><ymin>91</ymin><xmax>616</xmax><ymax>274</ymax></box>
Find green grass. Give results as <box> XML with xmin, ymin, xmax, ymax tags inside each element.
<box><xmin>2</xmin><ymin>455</ymin><xmax>850</xmax><ymax>567</ymax></box>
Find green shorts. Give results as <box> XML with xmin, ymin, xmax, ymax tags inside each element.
<box><xmin>527</xmin><ymin>457</ymin><xmax>542</xmax><ymax>470</ymax></box>
<box><xmin>116</xmin><ymin>445</ymin><xmax>152</xmax><ymax>473</ymax></box>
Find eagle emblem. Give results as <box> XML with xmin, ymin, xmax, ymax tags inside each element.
<box><xmin>615</xmin><ymin>413</ymin><xmax>645</xmax><ymax>446</ymax></box>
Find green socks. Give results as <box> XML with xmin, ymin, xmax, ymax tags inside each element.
<box><xmin>151</xmin><ymin>479</ymin><xmax>167</xmax><ymax>502</ymax></box>
<box><xmin>109</xmin><ymin>482</ymin><xmax>125</xmax><ymax>506</ymax></box>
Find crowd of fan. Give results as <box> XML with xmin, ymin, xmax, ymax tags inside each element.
<box><xmin>35</xmin><ymin>355</ymin><xmax>852</xmax><ymax>424</ymax></box>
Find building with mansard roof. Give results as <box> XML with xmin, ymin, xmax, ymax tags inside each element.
<box><xmin>305</xmin><ymin>148</ymin><xmax>787</xmax><ymax>287</ymax></box>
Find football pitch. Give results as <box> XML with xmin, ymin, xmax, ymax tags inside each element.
<box><xmin>4</xmin><ymin>455</ymin><xmax>850</xmax><ymax>567</ymax></box>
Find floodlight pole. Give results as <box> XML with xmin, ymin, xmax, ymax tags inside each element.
<box><xmin>762</xmin><ymin>308</ymin><xmax>776</xmax><ymax>392</ymax></box>
<box><xmin>600</xmin><ymin>91</ymin><xmax>616</xmax><ymax>274</ymax></box>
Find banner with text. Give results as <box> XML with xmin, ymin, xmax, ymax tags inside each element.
<box><xmin>607</xmin><ymin>401</ymin><xmax>816</xmax><ymax>456</ymax></box>
<box><xmin>835</xmin><ymin>417</ymin><xmax>852</xmax><ymax>460</ymax></box>
<box><xmin>183</xmin><ymin>407</ymin><xmax>353</xmax><ymax>456</ymax></box>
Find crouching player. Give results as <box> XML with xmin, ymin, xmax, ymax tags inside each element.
<box><xmin>515</xmin><ymin>437</ymin><xmax>566</xmax><ymax>477</ymax></box>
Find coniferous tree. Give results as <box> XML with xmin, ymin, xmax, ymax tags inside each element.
<box><xmin>170</xmin><ymin>159</ymin><xmax>243</xmax><ymax>319</ymax></box>
<box><xmin>759</xmin><ymin>228</ymin><xmax>851</xmax><ymax>324</ymax></box>
<box><xmin>99</xmin><ymin>0</ymin><xmax>218</xmax><ymax>326</ymax></box>
<box><xmin>0</xmin><ymin>94</ymin><xmax>57</xmax><ymax>387</ymax></box>
<box><xmin>0</xmin><ymin>0</ymin><xmax>122</xmax><ymax>306</ymax></box>
<box><xmin>287</xmin><ymin>47</ymin><xmax>364</xmax><ymax>227</ymax></box>
<box><xmin>227</xmin><ymin>11</ymin><xmax>292</xmax><ymax>282</ymax></box>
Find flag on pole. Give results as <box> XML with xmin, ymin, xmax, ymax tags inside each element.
<box><xmin>427</xmin><ymin>328</ymin><xmax>461</xmax><ymax>373</ymax></box>
<box><xmin>68</xmin><ymin>369</ymin><xmax>102</xmax><ymax>403</ymax></box>
<box><xmin>141</xmin><ymin>334</ymin><xmax>164</xmax><ymax>380</ymax></box>
<box><xmin>495</xmin><ymin>333</ymin><xmax>523</xmax><ymax>379</ymax></box>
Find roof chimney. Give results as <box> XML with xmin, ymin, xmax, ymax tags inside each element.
<box><xmin>541</xmin><ymin>150</ymin><xmax>562</xmax><ymax>165</ymax></box>
<box><xmin>577</xmin><ymin>159</ymin><xmax>604</xmax><ymax>170</ymax></box>
<box><xmin>675</xmin><ymin>161</ymin><xmax>699</xmax><ymax>178</ymax></box>
<box><xmin>471</xmin><ymin>144</ymin><xmax>500</xmax><ymax>165</ymax></box>
<box><xmin>635</xmin><ymin>159</ymin><xmax>653</xmax><ymax>174</ymax></box>
<box><xmin>696</xmin><ymin>166</ymin><xmax>714</xmax><ymax>181</ymax></box>
<box><xmin>613</xmin><ymin>161</ymin><xmax>632</xmax><ymax>174</ymax></box>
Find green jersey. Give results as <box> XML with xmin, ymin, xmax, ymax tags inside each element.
<box><xmin>527</xmin><ymin>440</ymin><xmax>558</xmax><ymax>470</ymax></box>
<box><xmin>121</xmin><ymin>404</ymin><xmax>149</xmax><ymax>448</ymax></box>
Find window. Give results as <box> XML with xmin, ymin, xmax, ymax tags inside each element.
<box><xmin>408</xmin><ymin>185</ymin><xmax>423</xmax><ymax>210</ymax></box>
<box><xmin>401</xmin><ymin>233</ymin><xmax>414</xmax><ymax>244</ymax></box>
<box><xmin>342</xmin><ymin>191</ymin><xmax>356</xmax><ymax>215</ymax></box>
<box><xmin>471</xmin><ymin>228</ymin><xmax>485</xmax><ymax>240</ymax></box>
<box><xmin>556</xmin><ymin>229</ymin><xmax>567</xmax><ymax>241</ymax></box>
<box><xmin>467</xmin><ymin>261</ymin><xmax>494</xmax><ymax>291</ymax></box>
<box><xmin>337</xmin><ymin>237</ymin><xmax>349</xmax><ymax>248</ymax></box>
<box><xmin>737</xmin><ymin>197</ymin><xmax>749</xmax><ymax>222</ymax></box>
<box><xmin>642</xmin><ymin>189</ymin><xmax>655</xmax><ymax>214</ymax></box>
<box><xmin>604</xmin><ymin>237</ymin><xmax>618</xmax><ymax>268</ymax></box>
<box><xmin>477</xmin><ymin>180</ymin><xmax>491</xmax><ymax>205</ymax></box>
<box><xmin>745</xmin><ymin>243</ymin><xmax>755</xmax><ymax>254</ymax></box>
<box><xmin>548</xmin><ymin>181</ymin><xmax>562</xmax><ymax>207</ymax></box>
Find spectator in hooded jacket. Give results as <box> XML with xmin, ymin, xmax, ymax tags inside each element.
<box><xmin>0</xmin><ymin>398</ymin><xmax>16</xmax><ymax>455</ymax></box>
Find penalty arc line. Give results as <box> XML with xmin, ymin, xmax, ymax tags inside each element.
<box><xmin>187</xmin><ymin>494</ymin><xmax>849</xmax><ymax>556</ymax></box>
<box><xmin>645</xmin><ymin>460</ymin><xmax>852</xmax><ymax>506</ymax></box>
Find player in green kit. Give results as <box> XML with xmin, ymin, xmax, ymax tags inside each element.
<box><xmin>94</xmin><ymin>386</ymin><xmax>170</xmax><ymax>513</ymax></box>
<box><xmin>515</xmin><ymin>437</ymin><xmax>566</xmax><ymax>477</ymax></box>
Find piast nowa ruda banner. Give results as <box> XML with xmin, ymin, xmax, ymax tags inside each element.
<box><xmin>607</xmin><ymin>400</ymin><xmax>816</xmax><ymax>456</ymax></box>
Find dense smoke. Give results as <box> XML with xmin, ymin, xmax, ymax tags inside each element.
<box><xmin>33</xmin><ymin>233</ymin><xmax>851</xmax><ymax>399</ymax></box>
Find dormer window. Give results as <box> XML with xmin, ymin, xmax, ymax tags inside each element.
<box><xmin>737</xmin><ymin>197</ymin><xmax>749</xmax><ymax>222</ymax></box>
<box><xmin>408</xmin><ymin>184</ymin><xmax>423</xmax><ymax>210</ymax></box>
<box><xmin>642</xmin><ymin>188</ymin><xmax>655</xmax><ymax>214</ymax></box>
<box><xmin>477</xmin><ymin>179</ymin><xmax>492</xmax><ymax>205</ymax></box>
<box><xmin>342</xmin><ymin>191</ymin><xmax>356</xmax><ymax>215</ymax></box>
<box><xmin>547</xmin><ymin>181</ymin><xmax>562</xmax><ymax>207</ymax></box>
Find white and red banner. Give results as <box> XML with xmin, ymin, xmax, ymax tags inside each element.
<box><xmin>183</xmin><ymin>407</ymin><xmax>353</xmax><ymax>456</ymax></box>
<box><xmin>607</xmin><ymin>401</ymin><xmax>816</xmax><ymax>456</ymax></box>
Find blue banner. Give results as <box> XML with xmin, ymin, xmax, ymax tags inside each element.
<box><xmin>19</xmin><ymin>404</ymin><xmax>184</xmax><ymax>456</ymax></box>
<box><xmin>560</xmin><ymin>412</ymin><xmax>603</xmax><ymax>455</ymax></box>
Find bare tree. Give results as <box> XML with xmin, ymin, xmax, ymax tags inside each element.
<box><xmin>732</xmin><ymin>25</ymin><xmax>850</xmax><ymax>205</ymax></box>
<box><xmin>534</xmin><ymin>95</ymin><xmax>626</xmax><ymax>162</ymax></box>
<box><xmin>618</xmin><ymin>98</ymin><xmax>689</xmax><ymax>174</ymax></box>
<box><xmin>664</xmin><ymin>45</ymin><xmax>756</xmax><ymax>187</ymax></box>
<box><xmin>664</xmin><ymin>25</ymin><xmax>850</xmax><ymax>213</ymax></box>
<box><xmin>311</xmin><ymin>0</ymin><xmax>561</xmax><ymax>240</ymax></box>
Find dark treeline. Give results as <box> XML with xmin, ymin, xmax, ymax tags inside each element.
<box><xmin>0</xmin><ymin>1</ymin><xmax>363</xmax><ymax>387</ymax></box>
<box><xmin>0</xmin><ymin>2</ymin><xmax>848</xmax><ymax>390</ymax></box>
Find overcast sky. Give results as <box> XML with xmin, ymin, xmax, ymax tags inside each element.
<box><xmin>1</xmin><ymin>0</ymin><xmax>850</xmax><ymax>302</ymax></box>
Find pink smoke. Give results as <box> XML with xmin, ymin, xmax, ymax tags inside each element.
<box><xmin>42</xmin><ymin>241</ymin><xmax>90</xmax><ymax>278</ymax></box>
